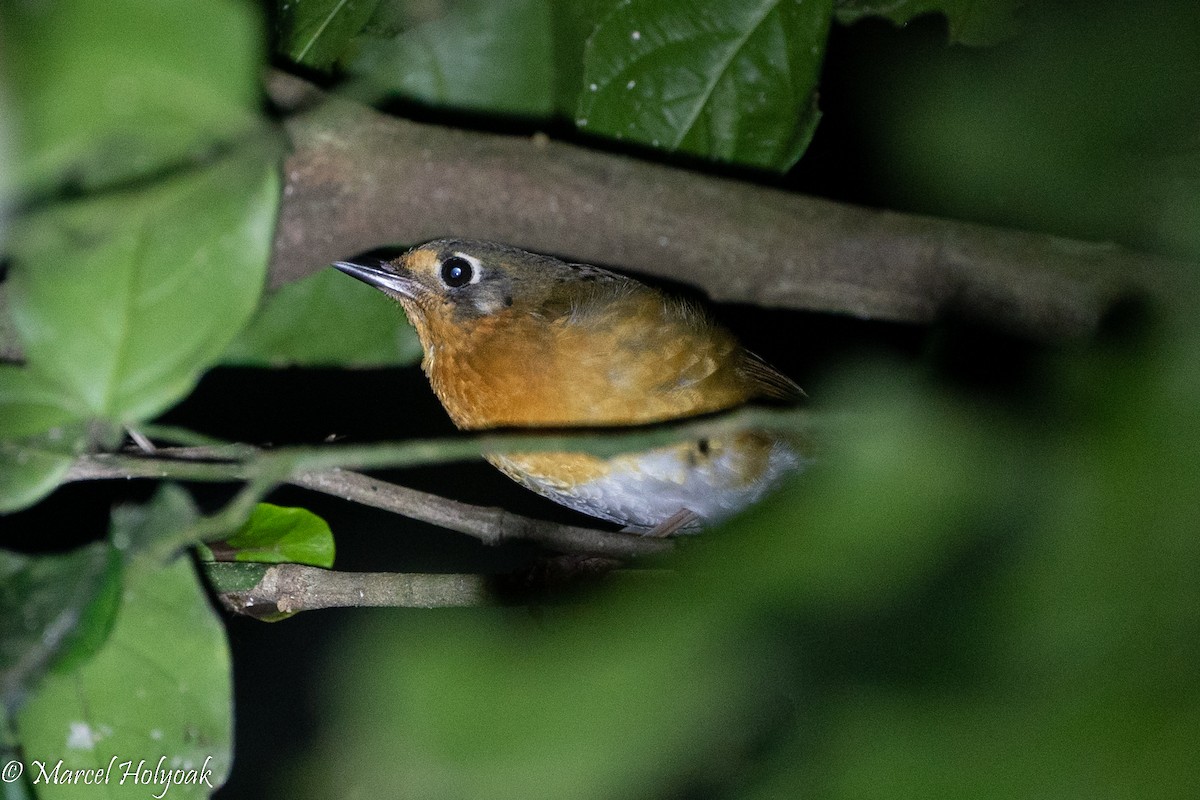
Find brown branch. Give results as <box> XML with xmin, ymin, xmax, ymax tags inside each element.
<box><xmin>267</xmin><ymin>70</ymin><xmax>1178</xmax><ymax>341</ymax></box>
<box><xmin>210</xmin><ymin>559</ymin><xmax>672</xmax><ymax>616</ymax></box>
<box><xmin>215</xmin><ymin>563</ymin><xmax>489</xmax><ymax>615</ymax></box>
<box><xmin>65</xmin><ymin>449</ymin><xmax>672</xmax><ymax>559</ymax></box>
<box><xmin>1</xmin><ymin>71</ymin><xmax>1180</xmax><ymax>364</ymax></box>
<box><xmin>290</xmin><ymin>468</ymin><xmax>671</xmax><ymax>558</ymax></box>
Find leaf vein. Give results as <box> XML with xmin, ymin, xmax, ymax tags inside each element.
<box><xmin>670</xmin><ymin>1</ymin><xmax>781</xmax><ymax>149</ymax></box>
<box><xmin>296</xmin><ymin>0</ymin><xmax>352</xmax><ymax>62</ymax></box>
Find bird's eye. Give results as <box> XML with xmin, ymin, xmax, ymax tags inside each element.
<box><xmin>440</xmin><ymin>256</ymin><xmax>473</xmax><ymax>288</ymax></box>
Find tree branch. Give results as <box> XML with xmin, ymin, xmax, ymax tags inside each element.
<box><xmin>64</xmin><ymin>408</ymin><xmax>818</xmax><ymax>554</ymax></box>
<box><xmin>2</xmin><ymin>71</ymin><xmax>1181</xmax><ymax>363</ymax></box>
<box><xmin>290</xmin><ymin>468</ymin><xmax>670</xmax><ymax>557</ymax></box>
<box><xmin>211</xmin><ymin>563</ymin><xmax>490</xmax><ymax>615</ymax></box>
<box><xmin>266</xmin><ymin>70</ymin><xmax>1176</xmax><ymax>341</ymax></box>
<box><xmin>65</xmin><ymin>447</ymin><xmax>673</xmax><ymax>559</ymax></box>
<box><xmin>207</xmin><ymin>558</ymin><xmax>671</xmax><ymax>616</ymax></box>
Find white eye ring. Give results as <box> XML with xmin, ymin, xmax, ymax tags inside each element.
<box><xmin>440</xmin><ymin>252</ymin><xmax>483</xmax><ymax>288</ymax></box>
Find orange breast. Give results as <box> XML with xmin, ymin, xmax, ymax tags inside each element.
<box><xmin>421</xmin><ymin>292</ymin><xmax>758</xmax><ymax>429</ymax></box>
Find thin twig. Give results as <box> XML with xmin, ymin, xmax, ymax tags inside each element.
<box><xmin>65</xmin><ymin>452</ymin><xmax>250</xmax><ymax>482</ymax></box>
<box><xmin>63</xmin><ymin>407</ymin><xmax>818</xmax><ymax>556</ymax></box>
<box><xmin>62</xmin><ymin>406</ymin><xmax>821</xmax><ymax>561</ymax></box>
<box><xmin>64</xmin><ymin>444</ymin><xmax>679</xmax><ymax>558</ymax></box>
<box><xmin>290</xmin><ymin>468</ymin><xmax>671</xmax><ymax>558</ymax></box>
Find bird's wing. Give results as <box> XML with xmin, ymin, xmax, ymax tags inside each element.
<box><xmin>545</xmin><ymin>284</ymin><xmax>802</xmax><ymax>420</ymax></box>
<box><xmin>738</xmin><ymin>349</ymin><xmax>806</xmax><ymax>402</ymax></box>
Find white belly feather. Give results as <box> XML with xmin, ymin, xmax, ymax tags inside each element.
<box><xmin>491</xmin><ymin>436</ymin><xmax>803</xmax><ymax>532</ymax></box>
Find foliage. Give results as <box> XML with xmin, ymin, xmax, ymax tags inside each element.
<box><xmin>284</xmin><ymin>0</ymin><xmax>1003</xmax><ymax>172</ymax></box>
<box><xmin>9</xmin><ymin>145</ymin><xmax>280</xmax><ymax>426</ymax></box>
<box><xmin>274</xmin><ymin>0</ymin><xmax>382</xmax><ymax>71</ymax></box>
<box><xmin>2</xmin><ymin>0</ymin><xmax>264</xmax><ymax>195</ymax></box>
<box><xmin>197</xmin><ymin>503</ymin><xmax>335</xmax><ymax>568</ymax></box>
<box><xmin>0</xmin><ymin>0</ymin><xmax>282</xmax><ymax>514</ymax></box>
<box><xmin>0</xmin><ymin>429</ymin><xmax>79</xmax><ymax>514</ymax></box>
<box><xmin>575</xmin><ymin>0</ymin><xmax>831</xmax><ymax>170</ymax></box>
<box><xmin>223</xmin><ymin>269</ymin><xmax>421</xmax><ymax>368</ymax></box>
<box><xmin>290</xmin><ymin>345</ymin><xmax>1200</xmax><ymax>799</ymax></box>
<box><xmin>833</xmin><ymin>0</ymin><xmax>1021</xmax><ymax>45</ymax></box>
<box><xmin>1</xmin><ymin>542</ymin><xmax>121</xmax><ymax>710</ymax></box>
<box><xmin>1</xmin><ymin>1</ymin><xmax>271</xmax><ymax>796</ymax></box>
<box><xmin>859</xmin><ymin>1</ymin><xmax>1200</xmax><ymax>251</ymax></box>
<box><xmin>12</xmin><ymin>487</ymin><xmax>233</xmax><ymax>800</ymax></box>
<box><xmin>0</xmin><ymin>0</ymin><xmax>1197</xmax><ymax>799</ymax></box>
<box><xmin>350</xmin><ymin>0</ymin><xmax>558</xmax><ymax>117</ymax></box>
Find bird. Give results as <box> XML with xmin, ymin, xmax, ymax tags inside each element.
<box><xmin>333</xmin><ymin>239</ymin><xmax>806</xmax><ymax>535</ymax></box>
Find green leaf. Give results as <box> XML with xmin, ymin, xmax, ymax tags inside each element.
<box><xmin>199</xmin><ymin>503</ymin><xmax>335</xmax><ymax>568</ymax></box>
<box><xmin>796</xmin><ymin>336</ymin><xmax>1200</xmax><ymax>799</ymax></box>
<box><xmin>275</xmin><ymin>0</ymin><xmax>382</xmax><ymax>70</ymax></box>
<box><xmin>0</xmin><ymin>0</ymin><xmax>265</xmax><ymax>195</ymax></box>
<box><xmin>7</xmin><ymin>143</ymin><xmax>282</xmax><ymax>426</ymax></box>
<box><xmin>200</xmin><ymin>562</ymin><xmax>270</xmax><ymax>595</ymax></box>
<box><xmin>577</xmin><ymin>0</ymin><xmax>833</xmax><ymax>171</ymax></box>
<box><xmin>833</xmin><ymin>0</ymin><xmax>1021</xmax><ymax>46</ymax></box>
<box><xmin>0</xmin><ymin>90</ymin><xmax>11</xmax><ymax>253</ymax></box>
<box><xmin>109</xmin><ymin>484</ymin><xmax>201</xmax><ymax>556</ymax></box>
<box><xmin>0</xmin><ymin>365</ymin><xmax>79</xmax><ymax>440</ymax></box>
<box><xmin>201</xmin><ymin>563</ymin><xmax>299</xmax><ymax>622</ymax></box>
<box><xmin>860</xmin><ymin>2</ymin><xmax>1198</xmax><ymax>250</ymax></box>
<box><xmin>550</xmin><ymin>1</ymin><xmax>612</xmax><ymax>116</ymax></box>
<box><xmin>283</xmin><ymin>331</ymin><xmax>1200</xmax><ymax>799</ymax></box>
<box><xmin>0</xmin><ymin>544</ymin><xmax>121</xmax><ymax>711</ymax></box>
<box><xmin>0</xmin><ymin>438</ymin><xmax>79</xmax><ymax>515</ymax></box>
<box><xmin>16</xmin><ymin>489</ymin><xmax>232</xmax><ymax>799</ymax></box>
<box><xmin>223</xmin><ymin>268</ymin><xmax>422</xmax><ymax>368</ymax></box>
<box><xmin>785</xmin><ymin>92</ymin><xmax>824</xmax><ymax>176</ymax></box>
<box><xmin>290</xmin><ymin>604</ymin><xmax>770</xmax><ymax>800</ymax></box>
<box><xmin>279</xmin><ymin>380</ymin><xmax>1008</xmax><ymax>800</ymax></box>
<box><xmin>350</xmin><ymin>0</ymin><xmax>556</xmax><ymax>116</ymax></box>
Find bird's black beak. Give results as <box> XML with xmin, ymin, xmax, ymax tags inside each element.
<box><xmin>332</xmin><ymin>259</ymin><xmax>421</xmax><ymax>300</ymax></box>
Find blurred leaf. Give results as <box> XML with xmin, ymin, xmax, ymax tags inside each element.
<box><xmin>199</xmin><ymin>503</ymin><xmax>335</xmax><ymax>568</ymax></box>
<box><xmin>810</xmin><ymin>331</ymin><xmax>1200</xmax><ymax>799</ymax></box>
<box><xmin>0</xmin><ymin>543</ymin><xmax>121</xmax><ymax>711</ymax></box>
<box><xmin>107</xmin><ymin>484</ymin><xmax>201</xmax><ymax>556</ymax></box>
<box><xmin>292</xmin><ymin>608</ymin><xmax>773</xmax><ymax>800</ymax></box>
<box><xmin>716</xmin><ymin>396</ymin><xmax>1016</xmax><ymax>614</ymax></box>
<box><xmin>0</xmin><ymin>365</ymin><xmax>79</xmax><ymax>440</ymax></box>
<box><xmin>223</xmin><ymin>268</ymin><xmax>422</xmax><ymax>368</ymax></box>
<box><xmin>0</xmin><ymin>438</ymin><xmax>78</xmax><ymax>515</ymax></box>
<box><xmin>0</xmin><ymin>82</ymin><xmax>11</xmax><ymax>252</ymax></box>
<box><xmin>285</xmin><ymin>325</ymin><xmax>1200</xmax><ymax>799</ymax></box>
<box><xmin>275</xmin><ymin>0</ymin><xmax>382</xmax><ymax>70</ymax></box>
<box><xmin>0</xmin><ymin>0</ymin><xmax>264</xmax><ymax>195</ymax></box>
<box><xmin>284</xmin><ymin>383</ymin><xmax>1003</xmax><ymax>800</ymax></box>
<box><xmin>833</xmin><ymin>0</ymin><xmax>1021</xmax><ymax>45</ymax></box>
<box><xmin>7</xmin><ymin>143</ymin><xmax>282</xmax><ymax>426</ymax></box>
<box><xmin>350</xmin><ymin>0</ymin><xmax>556</xmax><ymax>116</ymax></box>
<box><xmin>550</xmin><ymin>1</ymin><xmax>617</xmax><ymax>115</ymax></box>
<box><xmin>786</xmin><ymin>92</ymin><xmax>825</xmax><ymax>178</ymax></box>
<box><xmin>865</xmin><ymin>2</ymin><xmax>1200</xmax><ymax>251</ymax></box>
<box><xmin>577</xmin><ymin>0</ymin><xmax>832</xmax><ymax>171</ymax></box>
<box><xmin>16</xmin><ymin>487</ymin><xmax>232</xmax><ymax>798</ymax></box>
